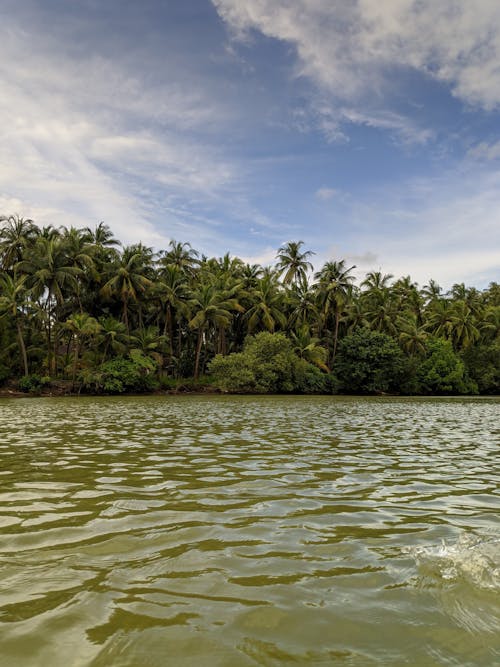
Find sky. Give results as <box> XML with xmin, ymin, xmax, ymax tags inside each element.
<box><xmin>1</xmin><ymin>0</ymin><xmax>500</xmax><ymax>289</ymax></box>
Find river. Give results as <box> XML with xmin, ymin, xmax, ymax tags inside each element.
<box><xmin>0</xmin><ymin>395</ymin><xmax>498</xmax><ymax>666</ymax></box>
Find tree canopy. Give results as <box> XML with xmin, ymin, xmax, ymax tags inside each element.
<box><xmin>0</xmin><ymin>217</ymin><xmax>497</xmax><ymax>395</ymax></box>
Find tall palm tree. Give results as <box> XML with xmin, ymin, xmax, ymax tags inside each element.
<box><xmin>0</xmin><ymin>272</ymin><xmax>31</xmax><ymax>375</ymax></box>
<box><xmin>363</xmin><ymin>288</ymin><xmax>399</xmax><ymax>336</ymax></box>
<box><xmin>0</xmin><ymin>214</ymin><xmax>39</xmax><ymax>271</ymax></box>
<box><xmin>100</xmin><ymin>246</ymin><xmax>153</xmax><ymax>333</ymax></box>
<box><xmin>286</xmin><ymin>276</ymin><xmax>319</xmax><ymax>331</ymax></box>
<box><xmin>398</xmin><ymin>314</ymin><xmax>427</xmax><ymax>356</ymax></box>
<box><xmin>83</xmin><ymin>222</ymin><xmax>120</xmax><ymax>248</ymax></box>
<box><xmin>160</xmin><ymin>240</ymin><xmax>199</xmax><ymax>277</ymax></box>
<box><xmin>426</xmin><ymin>299</ymin><xmax>454</xmax><ymax>340</ymax></box>
<box><xmin>61</xmin><ymin>227</ymin><xmax>96</xmax><ymax>311</ymax></box>
<box><xmin>64</xmin><ymin>313</ymin><xmax>101</xmax><ymax>388</ymax></box>
<box><xmin>422</xmin><ymin>279</ymin><xmax>443</xmax><ymax>305</ymax></box>
<box><xmin>448</xmin><ymin>301</ymin><xmax>480</xmax><ymax>351</ymax></box>
<box><xmin>315</xmin><ymin>260</ymin><xmax>356</xmax><ymax>365</ymax></box>
<box><xmin>276</xmin><ymin>241</ymin><xmax>315</xmax><ymax>285</ymax></box>
<box><xmin>17</xmin><ymin>236</ymin><xmax>82</xmax><ymax>374</ymax></box>
<box><xmin>245</xmin><ymin>273</ymin><xmax>286</xmax><ymax>334</ymax></box>
<box><xmin>361</xmin><ymin>271</ymin><xmax>394</xmax><ymax>292</ymax></box>
<box><xmin>188</xmin><ymin>284</ymin><xmax>244</xmax><ymax>379</ymax></box>
<box><xmin>155</xmin><ymin>264</ymin><xmax>189</xmax><ymax>359</ymax></box>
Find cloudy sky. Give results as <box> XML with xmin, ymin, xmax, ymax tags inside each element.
<box><xmin>1</xmin><ymin>0</ymin><xmax>500</xmax><ymax>288</ymax></box>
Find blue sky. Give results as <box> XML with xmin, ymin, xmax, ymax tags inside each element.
<box><xmin>1</xmin><ymin>0</ymin><xmax>500</xmax><ymax>288</ymax></box>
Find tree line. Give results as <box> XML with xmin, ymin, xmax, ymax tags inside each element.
<box><xmin>0</xmin><ymin>214</ymin><xmax>498</xmax><ymax>394</ymax></box>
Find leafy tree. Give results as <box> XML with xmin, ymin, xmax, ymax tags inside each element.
<box><xmin>335</xmin><ymin>327</ymin><xmax>406</xmax><ymax>394</ymax></box>
<box><xmin>416</xmin><ymin>338</ymin><xmax>476</xmax><ymax>394</ymax></box>
<box><xmin>210</xmin><ymin>332</ymin><xmax>332</xmax><ymax>394</ymax></box>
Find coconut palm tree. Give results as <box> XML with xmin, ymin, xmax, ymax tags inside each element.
<box><xmin>0</xmin><ymin>214</ymin><xmax>39</xmax><ymax>271</ymax></box>
<box><xmin>96</xmin><ymin>316</ymin><xmax>130</xmax><ymax>363</ymax></box>
<box><xmin>160</xmin><ymin>240</ymin><xmax>199</xmax><ymax>277</ymax></box>
<box><xmin>100</xmin><ymin>246</ymin><xmax>153</xmax><ymax>334</ymax></box>
<box><xmin>398</xmin><ymin>314</ymin><xmax>427</xmax><ymax>356</ymax></box>
<box><xmin>188</xmin><ymin>284</ymin><xmax>244</xmax><ymax>379</ymax></box>
<box><xmin>245</xmin><ymin>273</ymin><xmax>286</xmax><ymax>334</ymax></box>
<box><xmin>290</xmin><ymin>324</ymin><xmax>329</xmax><ymax>371</ymax></box>
<box><xmin>276</xmin><ymin>241</ymin><xmax>315</xmax><ymax>285</ymax></box>
<box><xmin>17</xmin><ymin>236</ymin><xmax>82</xmax><ymax>374</ymax></box>
<box><xmin>448</xmin><ymin>301</ymin><xmax>480</xmax><ymax>351</ymax></box>
<box><xmin>64</xmin><ymin>312</ymin><xmax>101</xmax><ymax>388</ymax></box>
<box><xmin>315</xmin><ymin>260</ymin><xmax>356</xmax><ymax>365</ymax></box>
<box><xmin>0</xmin><ymin>272</ymin><xmax>31</xmax><ymax>375</ymax></box>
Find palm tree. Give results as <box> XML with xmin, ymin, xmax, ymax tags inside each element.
<box><xmin>100</xmin><ymin>246</ymin><xmax>153</xmax><ymax>333</ymax></box>
<box><xmin>97</xmin><ymin>316</ymin><xmax>130</xmax><ymax>363</ymax></box>
<box><xmin>61</xmin><ymin>227</ymin><xmax>96</xmax><ymax>311</ymax></box>
<box><xmin>276</xmin><ymin>241</ymin><xmax>315</xmax><ymax>285</ymax></box>
<box><xmin>363</xmin><ymin>288</ymin><xmax>399</xmax><ymax>336</ymax></box>
<box><xmin>154</xmin><ymin>264</ymin><xmax>189</xmax><ymax>360</ymax></box>
<box><xmin>0</xmin><ymin>214</ymin><xmax>39</xmax><ymax>271</ymax></box>
<box><xmin>422</xmin><ymin>279</ymin><xmax>443</xmax><ymax>305</ymax></box>
<box><xmin>315</xmin><ymin>260</ymin><xmax>356</xmax><ymax>365</ymax></box>
<box><xmin>83</xmin><ymin>222</ymin><xmax>120</xmax><ymax>248</ymax></box>
<box><xmin>64</xmin><ymin>312</ymin><xmax>101</xmax><ymax>388</ymax></box>
<box><xmin>160</xmin><ymin>240</ymin><xmax>199</xmax><ymax>277</ymax></box>
<box><xmin>286</xmin><ymin>276</ymin><xmax>319</xmax><ymax>331</ymax></box>
<box><xmin>426</xmin><ymin>299</ymin><xmax>454</xmax><ymax>340</ymax></box>
<box><xmin>448</xmin><ymin>301</ymin><xmax>480</xmax><ymax>351</ymax></box>
<box><xmin>0</xmin><ymin>272</ymin><xmax>31</xmax><ymax>375</ymax></box>
<box><xmin>245</xmin><ymin>273</ymin><xmax>286</xmax><ymax>334</ymax></box>
<box><xmin>188</xmin><ymin>284</ymin><xmax>244</xmax><ymax>379</ymax></box>
<box><xmin>17</xmin><ymin>236</ymin><xmax>82</xmax><ymax>374</ymax></box>
<box><xmin>361</xmin><ymin>271</ymin><xmax>393</xmax><ymax>292</ymax></box>
<box><xmin>479</xmin><ymin>306</ymin><xmax>500</xmax><ymax>343</ymax></box>
<box><xmin>290</xmin><ymin>324</ymin><xmax>329</xmax><ymax>371</ymax></box>
<box><xmin>398</xmin><ymin>314</ymin><xmax>427</xmax><ymax>356</ymax></box>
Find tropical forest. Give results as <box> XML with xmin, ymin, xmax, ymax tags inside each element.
<box><xmin>0</xmin><ymin>214</ymin><xmax>498</xmax><ymax>396</ymax></box>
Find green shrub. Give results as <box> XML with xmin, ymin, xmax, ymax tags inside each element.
<box><xmin>462</xmin><ymin>341</ymin><xmax>500</xmax><ymax>394</ymax></box>
<box><xmin>209</xmin><ymin>332</ymin><xmax>335</xmax><ymax>394</ymax></box>
<box><xmin>18</xmin><ymin>374</ymin><xmax>51</xmax><ymax>394</ymax></box>
<box><xmin>416</xmin><ymin>338</ymin><xmax>477</xmax><ymax>394</ymax></box>
<box><xmin>335</xmin><ymin>328</ymin><xmax>406</xmax><ymax>394</ymax></box>
<box><xmin>79</xmin><ymin>353</ymin><xmax>159</xmax><ymax>394</ymax></box>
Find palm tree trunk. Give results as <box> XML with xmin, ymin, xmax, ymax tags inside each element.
<box><xmin>16</xmin><ymin>320</ymin><xmax>29</xmax><ymax>377</ymax></box>
<box><xmin>193</xmin><ymin>328</ymin><xmax>203</xmax><ymax>380</ymax></box>
<box><xmin>331</xmin><ymin>309</ymin><xmax>340</xmax><ymax>366</ymax></box>
<box><xmin>71</xmin><ymin>339</ymin><xmax>80</xmax><ymax>390</ymax></box>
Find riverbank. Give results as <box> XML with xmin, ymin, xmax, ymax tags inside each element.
<box><xmin>0</xmin><ymin>379</ymin><xmax>222</xmax><ymax>398</ymax></box>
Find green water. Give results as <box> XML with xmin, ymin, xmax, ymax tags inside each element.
<box><xmin>0</xmin><ymin>395</ymin><xmax>498</xmax><ymax>666</ymax></box>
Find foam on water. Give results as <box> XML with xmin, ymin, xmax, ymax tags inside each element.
<box><xmin>407</xmin><ymin>532</ymin><xmax>500</xmax><ymax>637</ymax></box>
<box><xmin>409</xmin><ymin>533</ymin><xmax>500</xmax><ymax>591</ymax></box>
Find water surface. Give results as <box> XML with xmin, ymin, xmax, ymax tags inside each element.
<box><xmin>0</xmin><ymin>395</ymin><xmax>499</xmax><ymax>666</ymax></box>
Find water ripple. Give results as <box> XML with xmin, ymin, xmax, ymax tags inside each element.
<box><xmin>0</xmin><ymin>395</ymin><xmax>498</xmax><ymax>666</ymax></box>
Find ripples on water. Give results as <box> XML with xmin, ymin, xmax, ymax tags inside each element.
<box><xmin>0</xmin><ymin>395</ymin><xmax>498</xmax><ymax>666</ymax></box>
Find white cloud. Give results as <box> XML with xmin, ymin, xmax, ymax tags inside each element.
<box><xmin>311</xmin><ymin>167</ymin><xmax>500</xmax><ymax>288</ymax></box>
<box><xmin>0</xmin><ymin>16</ymin><xmax>237</xmax><ymax>247</ymax></box>
<box><xmin>467</xmin><ymin>140</ymin><xmax>500</xmax><ymax>161</ymax></box>
<box><xmin>213</xmin><ymin>0</ymin><xmax>500</xmax><ymax>113</ymax></box>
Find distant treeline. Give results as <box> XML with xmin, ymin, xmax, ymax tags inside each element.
<box><xmin>0</xmin><ymin>214</ymin><xmax>498</xmax><ymax>395</ymax></box>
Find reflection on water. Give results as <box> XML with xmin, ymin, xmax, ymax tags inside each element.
<box><xmin>0</xmin><ymin>395</ymin><xmax>498</xmax><ymax>666</ymax></box>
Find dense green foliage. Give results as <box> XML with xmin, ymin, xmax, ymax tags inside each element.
<box><xmin>335</xmin><ymin>328</ymin><xmax>406</xmax><ymax>394</ymax></box>
<box><xmin>0</xmin><ymin>214</ymin><xmax>498</xmax><ymax>394</ymax></box>
<box><xmin>209</xmin><ymin>332</ymin><xmax>336</xmax><ymax>393</ymax></box>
